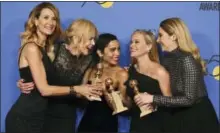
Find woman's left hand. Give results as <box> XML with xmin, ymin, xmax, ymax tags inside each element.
<box><xmin>134</xmin><ymin>92</ymin><xmax>154</xmax><ymax>107</ymax></box>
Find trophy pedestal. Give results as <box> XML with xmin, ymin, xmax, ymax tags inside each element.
<box><xmin>111</xmin><ymin>91</ymin><xmax>128</xmax><ymax>115</ymax></box>
<box><xmin>90</xmin><ymin>96</ymin><xmax>102</xmax><ymax>101</ymax></box>
<box><xmin>112</xmin><ymin>106</ymin><xmax>128</xmax><ymax>115</ymax></box>
<box><xmin>139</xmin><ymin>105</ymin><xmax>154</xmax><ymax>118</ymax></box>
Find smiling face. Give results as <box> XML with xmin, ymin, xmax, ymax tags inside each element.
<box><xmin>102</xmin><ymin>40</ymin><xmax>120</xmax><ymax>66</ymax></box>
<box><xmin>66</xmin><ymin>19</ymin><xmax>98</xmax><ymax>55</ymax></box>
<box><xmin>35</xmin><ymin>8</ymin><xmax>56</xmax><ymax>36</ymax></box>
<box><xmin>80</xmin><ymin>34</ymin><xmax>96</xmax><ymax>55</ymax></box>
<box><xmin>157</xmin><ymin>27</ymin><xmax>175</xmax><ymax>52</ymax></box>
<box><xmin>130</xmin><ymin>32</ymin><xmax>151</xmax><ymax>58</ymax></box>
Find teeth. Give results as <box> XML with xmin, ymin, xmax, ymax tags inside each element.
<box><xmin>45</xmin><ymin>26</ymin><xmax>54</xmax><ymax>30</ymax></box>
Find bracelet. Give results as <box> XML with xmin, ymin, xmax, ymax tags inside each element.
<box><xmin>69</xmin><ymin>86</ymin><xmax>77</xmax><ymax>95</ymax></box>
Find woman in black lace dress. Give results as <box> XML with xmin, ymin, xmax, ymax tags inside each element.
<box><xmin>5</xmin><ymin>3</ymin><xmax>101</xmax><ymax>133</ymax></box>
<box><xmin>143</xmin><ymin>18</ymin><xmax>219</xmax><ymax>133</ymax></box>
<box><xmin>43</xmin><ymin>19</ymin><xmax>100</xmax><ymax>133</ymax></box>
<box><xmin>124</xmin><ymin>30</ymin><xmax>172</xmax><ymax>133</ymax></box>
<box><xmin>15</xmin><ymin>18</ymin><xmax>102</xmax><ymax>133</ymax></box>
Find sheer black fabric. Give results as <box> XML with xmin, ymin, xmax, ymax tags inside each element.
<box><xmin>43</xmin><ymin>43</ymin><xmax>94</xmax><ymax>133</ymax></box>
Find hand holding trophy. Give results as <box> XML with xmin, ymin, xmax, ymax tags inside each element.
<box><xmin>105</xmin><ymin>78</ymin><xmax>128</xmax><ymax>115</ymax></box>
<box><xmin>90</xmin><ymin>62</ymin><xmax>103</xmax><ymax>101</ymax></box>
<box><xmin>129</xmin><ymin>79</ymin><xmax>155</xmax><ymax>117</ymax></box>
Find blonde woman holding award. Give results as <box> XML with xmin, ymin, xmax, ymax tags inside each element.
<box><xmin>124</xmin><ymin>29</ymin><xmax>172</xmax><ymax>133</ymax></box>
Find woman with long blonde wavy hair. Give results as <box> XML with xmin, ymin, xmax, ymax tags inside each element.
<box><xmin>7</xmin><ymin>3</ymin><xmax>102</xmax><ymax>133</ymax></box>
<box><xmin>142</xmin><ymin>17</ymin><xmax>219</xmax><ymax>133</ymax></box>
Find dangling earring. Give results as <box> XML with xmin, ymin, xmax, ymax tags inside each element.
<box><xmin>98</xmin><ymin>54</ymin><xmax>103</xmax><ymax>68</ymax></box>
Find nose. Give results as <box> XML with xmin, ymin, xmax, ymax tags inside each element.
<box><xmin>130</xmin><ymin>43</ymin><xmax>135</xmax><ymax>49</ymax></box>
<box><xmin>156</xmin><ymin>38</ymin><xmax>160</xmax><ymax>43</ymax></box>
<box><xmin>91</xmin><ymin>39</ymin><xmax>95</xmax><ymax>46</ymax></box>
<box><xmin>48</xmin><ymin>18</ymin><xmax>55</xmax><ymax>25</ymax></box>
<box><xmin>115</xmin><ymin>50</ymin><xmax>120</xmax><ymax>56</ymax></box>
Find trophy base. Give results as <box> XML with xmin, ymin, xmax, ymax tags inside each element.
<box><xmin>90</xmin><ymin>96</ymin><xmax>102</xmax><ymax>101</ymax></box>
<box><xmin>140</xmin><ymin>109</ymin><xmax>154</xmax><ymax>118</ymax></box>
<box><xmin>112</xmin><ymin>107</ymin><xmax>128</xmax><ymax>115</ymax></box>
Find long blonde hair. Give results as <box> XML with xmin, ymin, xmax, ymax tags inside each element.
<box><xmin>21</xmin><ymin>2</ymin><xmax>62</xmax><ymax>53</ymax></box>
<box><xmin>160</xmin><ymin>17</ymin><xmax>206</xmax><ymax>73</ymax></box>
<box><xmin>132</xmin><ymin>29</ymin><xmax>159</xmax><ymax>64</ymax></box>
<box><xmin>65</xmin><ymin>18</ymin><xmax>98</xmax><ymax>55</ymax></box>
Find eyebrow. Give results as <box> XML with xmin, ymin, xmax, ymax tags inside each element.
<box><xmin>109</xmin><ymin>46</ymin><xmax>120</xmax><ymax>49</ymax></box>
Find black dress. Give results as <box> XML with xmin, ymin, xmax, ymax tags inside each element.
<box><xmin>77</xmin><ymin>95</ymin><xmax>118</xmax><ymax>133</ymax></box>
<box><xmin>153</xmin><ymin>48</ymin><xmax>219</xmax><ymax>133</ymax></box>
<box><xmin>125</xmin><ymin>65</ymin><xmax>170</xmax><ymax>133</ymax></box>
<box><xmin>5</xmin><ymin>43</ymin><xmax>54</xmax><ymax>133</ymax></box>
<box><xmin>43</xmin><ymin>43</ymin><xmax>93</xmax><ymax>133</ymax></box>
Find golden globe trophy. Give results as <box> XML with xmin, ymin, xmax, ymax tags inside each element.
<box><xmin>129</xmin><ymin>79</ymin><xmax>155</xmax><ymax>117</ymax></box>
<box><xmin>105</xmin><ymin>78</ymin><xmax>128</xmax><ymax>115</ymax></box>
<box><xmin>90</xmin><ymin>62</ymin><xmax>103</xmax><ymax>101</ymax></box>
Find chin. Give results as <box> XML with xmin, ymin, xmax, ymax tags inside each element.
<box><xmin>161</xmin><ymin>46</ymin><xmax>169</xmax><ymax>52</ymax></box>
<box><xmin>82</xmin><ymin>50</ymin><xmax>89</xmax><ymax>55</ymax></box>
<box><xmin>110</xmin><ymin>63</ymin><xmax>117</xmax><ymax>66</ymax></box>
<box><xmin>108</xmin><ymin>61</ymin><xmax>117</xmax><ymax>66</ymax></box>
<box><xmin>44</xmin><ymin>31</ymin><xmax>54</xmax><ymax>35</ymax></box>
<box><xmin>44</xmin><ymin>29</ymin><xmax>55</xmax><ymax>35</ymax></box>
<box><xmin>130</xmin><ymin>54</ymin><xmax>137</xmax><ymax>58</ymax></box>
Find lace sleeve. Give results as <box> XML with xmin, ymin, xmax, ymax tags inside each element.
<box><xmin>153</xmin><ymin>55</ymin><xmax>201</xmax><ymax>107</ymax></box>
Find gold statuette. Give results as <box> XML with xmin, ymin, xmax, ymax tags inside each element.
<box><xmin>129</xmin><ymin>79</ymin><xmax>156</xmax><ymax>117</ymax></box>
<box><xmin>105</xmin><ymin>78</ymin><xmax>128</xmax><ymax>115</ymax></box>
<box><xmin>90</xmin><ymin>63</ymin><xmax>103</xmax><ymax>101</ymax></box>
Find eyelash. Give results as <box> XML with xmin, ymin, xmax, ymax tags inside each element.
<box><xmin>131</xmin><ymin>41</ymin><xmax>139</xmax><ymax>44</ymax></box>
<box><xmin>44</xmin><ymin>16</ymin><xmax>56</xmax><ymax>21</ymax></box>
<box><xmin>110</xmin><ymin>48</ymin><xmax>120</xmax><ymax>52</ymax></box>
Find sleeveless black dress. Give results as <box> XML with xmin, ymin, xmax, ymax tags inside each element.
<box><xmin>125</xmin><ymin>65</ymin><xmax>170</xmax><ymax>133</ymax></box>
<box><xmin>5</xmin><ymin>43</ymin><xmax>54</xmax><ymax>133</ymax></box>
<box><xmin>43</xmin><ymin>43</ymin><xmax>93</xmax><ymax>133</ymax></box>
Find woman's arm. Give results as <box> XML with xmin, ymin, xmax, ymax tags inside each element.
<box><xmin>117</xmin><ymin>69</ymin><xmax>132</xmax><ymax>108</ymax></box>
<box><xmin>16</xmin><ymin>44</ymin><xmax>58</xmax><ymax>94</ymax></box>
<box><xmin>153</xmin><ymin>55</ymin><xmax>200</xmax><ymax>107</ymax></box>
<box><xmin>24</xmin><ymin>43</ymin><xmax>100</xmax><ymax>97</ymax></box>
<box><xmin>157</xmin><ymin>67</ymin><xmax>172</xmax><ymax>96</ymax></box>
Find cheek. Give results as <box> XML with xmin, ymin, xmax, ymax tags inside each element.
<box><xmin>140</xmin><ymin>48</ymin><xmax>148</xmax><ymax>54</ymax></box>
<box><xmin>160</xmin><ymin>37</ymin><xmax>167</xmax><ymax>45</ymax></box>
<box><xmin>53</xmin><ymin>20</ymin><xmax>56</xmax><ymax>25</ymax></box>
<box><xmin>103</xmin><ymin>56</ymin><xmax>109</xmax><ymax>62</ymax></box>
<box><xmin>84</xmin><ymin>40</ymin><xmax>90</xmax><ymax>47</ymax></box>
<box><xmin>104</xmin><ymin>53</ymin><xmax>112</xmax><ymax>60</ymax></box>
<box><xmin>138</xmin><ymin>44</ymin><xmax>148</xmax><ymax>52</ymax></box>
<box><xmin>39</xmin><ymin>20</ymin><xmax>45</xmax><ymax>26</ymax></box>
<box><xmin>163</xmin><ymin>38</ymin><xmax>171</xmax><ymax>46</ymax></box>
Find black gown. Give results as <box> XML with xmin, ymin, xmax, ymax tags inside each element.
<box><xmin>153</xmin><ymin>48</ymin><xmax>219</xmax><ymax>133</ymax></box>
<box><xmin>125</xmin><ymin>65</ymin><xmax>170</xmax><ymax>133</ymax></box>
<box><xmin>5</xmin><ymin>43</ymin><xmax>54</xmax><ymax>133</ymax></box>
<box><xmin>43</xmin><ymin>43</ymin><xmax>93</xmax><ymax>133</ymax></box>
<box><xmin>77</xmin><ymin>88</ymin><xmax>118</xmax><ymax>133</ymax></box>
